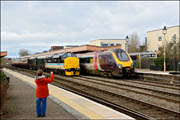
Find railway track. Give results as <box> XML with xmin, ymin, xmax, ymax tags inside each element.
<box><xmin>136</xmin><ymin>72</ymin><xmax>180</xmax><ymax>87</ymax></box>
<box><xmin>4</xmin><ymin>66</ymin><xmax>180</xmax><ymax>120</ymax></box>
<box><xmin>52</xmin><ymin>76</ymin><xmax>179</xmax><ymax>120</ymax></box>
<box><xmin>80</xmin><ymin>75</ymin><xmax>180</xmax><ymax>99</ymax></box>
<box><xmin>54</xmin><ymin>75</ymin><xmax>179</xmax><ymax>111</ymax></box>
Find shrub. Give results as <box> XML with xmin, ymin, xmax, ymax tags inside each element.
<box><xmin>0</xmin><ymin>70</ymin><xmax>9</xmax><ymax>111</ymax></box>
<box><xmin>0</xmin><ymin>71</ymin><xmax>9</xmax><ymax>87</ymax></box>
<box><xmin>153</xmin><ymin>57</ymin><xmax>164</xmax><ymax>66</ymax></box>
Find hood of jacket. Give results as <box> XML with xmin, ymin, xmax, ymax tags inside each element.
<box><xmin>35</xmin><ymin>76</ymin><xmax>45</xmax><ymax>80</ymax></box>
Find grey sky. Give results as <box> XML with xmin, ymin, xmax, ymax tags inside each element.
<box><xmin>1</xmin><ymin>1</ymin><xmax>179</xmax><ymax>57</ymax></box>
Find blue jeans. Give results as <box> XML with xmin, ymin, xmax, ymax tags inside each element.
<box><xmin>36</xmin><ymin>98</ymin><xmax>47</xmax><ymax>116</ymax></box>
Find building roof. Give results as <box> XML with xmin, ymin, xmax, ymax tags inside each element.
<box><xmin>0</xmin><ymin>51</ymin><xmax>8</xmax><ymax>57</ymax></box>
<box><xmin>147</xmin><ymin>25</ymin><xmax>180</xmax><ymax>33</ymax></box>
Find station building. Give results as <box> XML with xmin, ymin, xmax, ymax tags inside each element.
<box><xmin>147</xmin><ymin>25</ymin><xmax>180</xmax><ymax>52</ymax></box>
<box><xmin>89</xmin><ymin>39</ymin><xmax>127</xmax><ymax>51</ymax></box>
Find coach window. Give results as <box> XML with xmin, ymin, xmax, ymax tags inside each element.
<box><xmin>86</xmin><ymin>58</ymin><xmax>89</xmax><ymax>63</ymax></box>
<box><xmin>54</xmin><ymin>58</ymin><xmax>58</xmax><ymax>63</ymax></box>
<box><xmin>81</xmin><ymin>58</ymin><xmax>86</xmax><ymax>63</ymax></box>
<box><xmin>47</xmin><ymin>59</ymin><xmax>52</xmax><ymax>63</ymax></box>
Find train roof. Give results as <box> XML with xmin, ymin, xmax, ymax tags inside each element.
<box><xmin>76</xmin><ymin>48</ymin><xmax>124</xmax><ymax>58</ymax></box>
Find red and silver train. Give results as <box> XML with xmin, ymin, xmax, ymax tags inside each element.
<box><xmin>77</xmin><ymin>48</ymin><xmax>135</xmax><ymax>77</ymax></box>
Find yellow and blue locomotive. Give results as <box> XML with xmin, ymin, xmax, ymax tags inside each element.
<box><xmin>45</xmin><ymin>52</ymin><xmax>80</xmax><ymax>76</ymax></box>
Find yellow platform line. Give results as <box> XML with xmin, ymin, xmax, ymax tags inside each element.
<box><xmin>50</xmin><ymin>91</ymin><xmax>104</xmax><ymax>119</ymax></box>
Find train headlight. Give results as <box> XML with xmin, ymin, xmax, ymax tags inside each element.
<box><xmin>117</xmin><ymin>64</ymin><xmax>122</xmax><ymax>69</ymax></box>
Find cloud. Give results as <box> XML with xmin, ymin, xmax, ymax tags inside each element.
<box><xmin>1</xmin><ymin>1</ymin><xmax>179</xmax><ymax>57</ymax></box>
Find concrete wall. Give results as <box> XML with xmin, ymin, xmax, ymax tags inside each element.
<box><xmin>147</xmin><ymin>26</ymin><xmax>180</xmax><ymax>52</ymax></box>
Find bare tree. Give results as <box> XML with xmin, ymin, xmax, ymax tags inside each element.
<box><xmin>128</xmin><ymin>32</ymin><xmax>140</xmax><ymax>52</ymax></box>
<box><xmin>19</xmin><ymin>49</ymin><xmax>29</xmax><ymax>56</ymax></box>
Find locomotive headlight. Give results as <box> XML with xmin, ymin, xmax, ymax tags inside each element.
<box><xmin>117</xmin><ymin>64</ymin><xmax>122</xmax><ymax>69</ymax></box>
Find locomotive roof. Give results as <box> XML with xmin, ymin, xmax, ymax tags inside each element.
<box><xmin>53</xmin><ymin>52</ymin><xmax>65</xmax><ymax>58</ymax></box>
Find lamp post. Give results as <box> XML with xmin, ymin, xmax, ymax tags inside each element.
<box><xmin>163</xmin><ymin>26</ymin><xmax>167</xmax><ymax>72</ymax></box>
<box><xmin>126</xmin><ymin>36</ymin><xmax>129</xmax><ymax>52</ymax></box>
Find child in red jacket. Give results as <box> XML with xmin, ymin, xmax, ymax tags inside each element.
<box><xmin>35</xmin><ymin>70</ymin><xmax>54</xmax><ymax>117</ymax></box>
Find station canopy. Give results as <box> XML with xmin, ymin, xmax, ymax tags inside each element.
<box><xmin>19</xmin><ymin>45</ymin><xmax>122</xmax><ymax>59</ymax></box>
<box><xmin>0</xmin><ymin>51</ymin><xmax>7</xmax><ymax>58</ymax></box>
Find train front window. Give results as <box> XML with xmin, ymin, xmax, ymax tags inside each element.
<box><xmin>115</xmin><ymin>49</ymin><xmax>129</xmax><ymax>61</ymax></box>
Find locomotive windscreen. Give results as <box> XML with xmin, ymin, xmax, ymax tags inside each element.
<box><xmin>114</xmin><ymin>49</ymin><xmax>129</xmax><ymax>61</ymax></box>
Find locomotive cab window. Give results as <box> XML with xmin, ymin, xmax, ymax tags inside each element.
<box><xmin>47</xmin><ymin>59</ymin><xmax>52</xmax><ymax>63</ymax></box>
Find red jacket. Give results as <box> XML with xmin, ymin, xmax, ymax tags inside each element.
<box><xmin>35</xmin><ymin>74</ymin><xmax>54</xmax><ymax>98</ymax></box>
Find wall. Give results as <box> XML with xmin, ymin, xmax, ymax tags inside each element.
<box><xmin>89</xmin><ymin>39</ymin><xmax>126</xmax><ymax>50</ymax></box>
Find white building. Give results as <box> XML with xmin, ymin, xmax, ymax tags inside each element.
<box><xmin>147</xmin><ymin>25</ymin><xmax>180</xmax><ymax>52</ymax></box>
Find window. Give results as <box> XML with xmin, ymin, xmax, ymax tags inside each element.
<box><xmin>80</xmin><ymin>57</ymin><xmax>93</xmax><ymax>63</ymax></box>
<box><xmin>110</xmin><ymin>43</ymin><xmax>114</xmax><ymax>46</ymax></box>
<box><xmin>47</xmin><ymin>59</ymin><xmax>52</xmax><ymax>63</ymax></box>
<box><xmin>53</xmin><ymin>58</ymin><xmax>58</xmax><ymax>63</ymax></box>
<box><xmin>158</xmin><ymin>36</ymin><xmax>162</xmax><ymax>41</ymax></box>
<box><xmin>101</xmin><ymin>42</ymin><xmax>108</xmax><ymax>47</ymax></box>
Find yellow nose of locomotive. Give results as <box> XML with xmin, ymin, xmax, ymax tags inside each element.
<box><xmin>64</xmin><ymin>57</ymin><xmax>80</xmax><ymax>76</ymax></box>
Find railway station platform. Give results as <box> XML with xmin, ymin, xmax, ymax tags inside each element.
<box><xmin>2</xmin><ymin>68</ymin><xmax>134</xmax><ymax>119</ymax></box>
<box><xmin>136</xmin><ymin>68</ymin><xmax>170</xmax><ymax>75</ymax></box>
